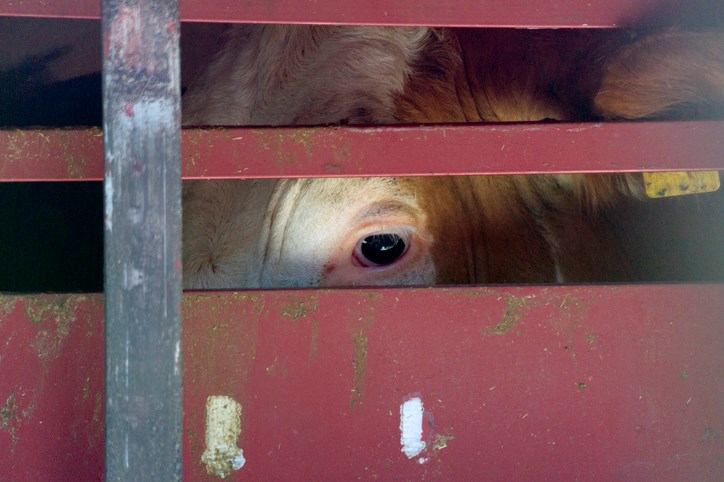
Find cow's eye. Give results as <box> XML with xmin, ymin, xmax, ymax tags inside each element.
<box><xmin>356</xmin><ymin>233</ymin><xmax>407</xmax><ymax>267</ymax></box>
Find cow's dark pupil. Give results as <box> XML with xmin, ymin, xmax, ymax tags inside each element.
<box><xmin>360</xmin><ymin>234</ymin><xmax>406</xmax><ymax>265</ymax></box>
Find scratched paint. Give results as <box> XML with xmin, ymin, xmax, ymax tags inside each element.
<box><xmin>432</xmin><ymin>433</ymin><xmax>454</xmax><ymax>452</ymax></box>
<box><xmin>347</xmin><ymin>296</ymin><xmax>378</xmax><ymax>409</ymax></box>
<box><xmin>104</xmin><ymin>97</ymin><xmax>179</xmax><ymax>239</ymax></box>
<box><xmin>182</xmin><ymin>291</ymin><xmax>265</xmax><ymax>315</ymax></box>
<box><xmin>104</xmin><ymin>172</ymin><xmax>114</xmax><ymax>231</ymax></box>
<box><xmin>485</xmin><ymin>295</ymin><xmax>533</xmax><ymax>336</ymax></box>
<box><xmin>0</xmin><ymin>392</ymin><xmax>20</xmax><ymax>451</ymax></box>
<box><xmin>201</xmin><ymin>395</ymin><xmax>246</xmax><ymax>478</ymax></box>
<box><xmin>280</xmin><ymin>294</ymin><xmax>319</xmax><ymax>320</ymax></box>
<box><xmin>0</xmin><ymin>297</ymin><xmax>19</xmax><ymax>317</ymax></box>
<box><xmin>24</xmin><ymin>296</ymin><xmax>88</xmax><ymax>360</ymax></box>
<box><xmin>350</xmin><ymin>329</ymin><xmax>368</xmax><ymax>408</ymax></box>
<box><xmin>400</xmin><ymin>397</ymin><xmax>426</xmax><ymax>459</ymax></box>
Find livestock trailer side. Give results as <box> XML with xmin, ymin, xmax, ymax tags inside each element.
<box><xmin>0</xmin><ymin>1</ymin><xmax>722</xmax><ymax>480</ymax></box>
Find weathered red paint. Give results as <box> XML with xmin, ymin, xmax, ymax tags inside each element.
<box><xmin>0</xmin><ymin>128</ymin><xmax>103</xmax><ymax>182</ymax></box>
<box><xmin>1</xmin><ymin>121</ymin><xmax>723</xmax><ymax>181</ymax></box>
<box><xmin>0</xmin><ymin>0</ymin><xmax>720</xmax><ymax>28</ymax></box>
<box><xmin>2</xmin><ymin>286</ymin><xmax>723</xmax><ymax>480</ymax></box>
<box><xmin>179</xmin><ymin>122</ymin><xmax>724</xmax><ymax>179</ymax></box>
<box><xmin>0</xmin><ymin>295</ymin><xmax>104</xmax><ymax>481</ymax></box>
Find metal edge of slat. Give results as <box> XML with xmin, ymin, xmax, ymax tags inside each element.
<box><xmin>1</xmin><ymin>0</ymin><xmax>718</xmax><ymax>28</ymax></box>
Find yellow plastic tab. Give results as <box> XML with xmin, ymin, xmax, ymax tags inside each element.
<box><xmin>643</xmin><ymin>171</ymin><xmax>720</xmax><ymax>198</ymax></box>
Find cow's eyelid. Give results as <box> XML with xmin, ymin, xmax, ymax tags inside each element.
<box><xmin>350</xmin><ymin>203</ymin><xmax>418</xmax><ymax>227</ymax></box>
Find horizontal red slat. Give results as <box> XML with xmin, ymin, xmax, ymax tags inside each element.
<box><xmin>1</xmin><ymin>122</ymin><xmax>722</xmax><ymax>181</ymax></box>
<box><xmin>2</xmin><ymin>285</ymin><xmax>723</xmax><ymax>480</ymax></box>
<box><xmin>0</xmin><ymin>0</ymin><xmax>715</xmax><ymax>28</ymax></box>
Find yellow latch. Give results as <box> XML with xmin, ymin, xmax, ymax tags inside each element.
<box><xmin>643</xmin><ymin>171</ymin><xmax>720</xmax><ymax>198</ymax></box>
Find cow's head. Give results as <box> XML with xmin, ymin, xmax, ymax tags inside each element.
<box><xmin>182</xmin><ymin>25</ymin><xmax>724</xmax><ymax>289</ymax></box>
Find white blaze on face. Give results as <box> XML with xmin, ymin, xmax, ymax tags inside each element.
<box><xmin>259</xmin><ymin>177</ymin><xmax>436</xmax><ymax>288</ymax></box>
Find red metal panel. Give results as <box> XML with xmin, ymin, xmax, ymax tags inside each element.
<box><xmin>2</xmin><ymin>286</ymin><xmax>723</xmax><ymax>480</ymax></box>
<box><xmin>0</xmin><ymin>0</ymin><xmax>717</xmax><ymax>28</ymax></box>
<box><xmin>0</xmin><ymin>295</ymin><xmax>104</xmax><ymax>481</ymax></box>
<box><xmin>1</xmin><ymin>121</ymin><xmax>723</xmax><ymax>181</ymax></box>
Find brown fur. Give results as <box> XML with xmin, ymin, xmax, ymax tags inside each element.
<box><xmin>183</xmin><ymin>25</ymin><xmax>724</xmax><ymax>288</ymax></box>
<box><xmin>406</xmin><ymin>176</ymin><xmax>558</xmax><ymax>283</ymax></box>
<box><xmin>391</xmin><ymin>27</ymin><xmax>724</xmax><ymax>284</ymax></box>
<box><xmin>395</xmin><ymin>28</ymin><xmax>724</xmax><ymax>211</ymax></box>
<box><xmin>595</xmin><ymin>31</ymin><xmax>724</xmax><ymax>119</ymax></box>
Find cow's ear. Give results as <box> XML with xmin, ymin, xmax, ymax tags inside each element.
<box><xmin>585</xmin><ymin>31</ymin><xmax>724</xmax><ymax>209</ymax></box>
<box><xmin>594</xmin><ymin>31</ymin><xmax>724</xmax><ymax>120</ymax></box>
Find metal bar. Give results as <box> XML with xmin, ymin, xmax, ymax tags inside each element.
<box><xmin>171</xmin><ymin>121</ymin><xmax>724</xmax><ymax>178</ymax></box>
<box><xmin>102</xmin><ymin>0</ymin><xmax>182</xmax><ymax>480</ymax></box>
<box><xmin>0</xmin><ymin>128</ymin><xmax>104</xmax><ymax>181</ymax></box>
<box><xmin>1</xmin><ymin>0</ymin><xmax>721</xmax><ymax>28</ymax></box>
<box><xmin>2</xmin><ymin>121</ymin><xmax>723</xmax><ymax>181</ymax></box>
<box><xmin>2</xmin><ymin>284</ymin><xmax>723</xmax><ymax>479</ymax></box>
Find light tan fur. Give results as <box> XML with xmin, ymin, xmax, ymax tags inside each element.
<box><xmin>183</xmin><ymin>25</ymin><xmax>430</xmax><ymax>126</ymax></box>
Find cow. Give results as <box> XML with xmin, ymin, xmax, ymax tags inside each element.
<box><xmin>181</xmin><ymin>25</ymin><xmax>724</xmax><ymax>289</ymax></box>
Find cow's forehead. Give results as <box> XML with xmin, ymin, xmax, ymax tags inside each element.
<box><xmin>306</xmin><ymin>176</ymin><xmax>402</xmax><ymax>195</ymax></box>
<box><xmin>265</xmin><ymin>177</ymin><xmax>423</xmax><ymax>251</ymax></box>
<box><xmin>284</xmin><ymin>177</ymin><xmax>418</xmax><ymax>210</ymax></box>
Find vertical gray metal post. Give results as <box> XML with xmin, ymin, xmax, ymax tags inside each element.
<box><xmin>102</xmin><ymin>0</ymin><xmax>182</xmax><ymax>479</ymax></box>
